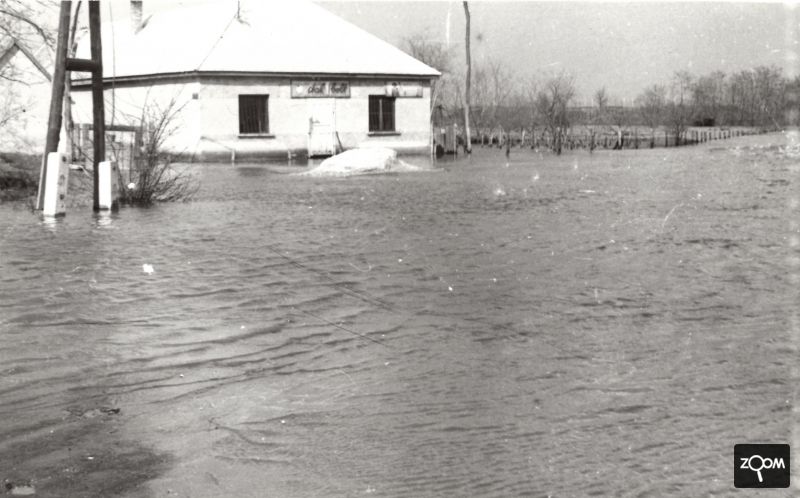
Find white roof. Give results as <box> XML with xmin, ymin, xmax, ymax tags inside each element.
<box><xmin>75</xmin><ymin>0</ymin><xmax>440</xmax><ymax>81</ymax></box>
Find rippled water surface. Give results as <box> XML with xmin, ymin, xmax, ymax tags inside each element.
<box><xmin>1</xmin><ymin>135</ymin><xmax>798</xmax><ymax>497</ymax></box>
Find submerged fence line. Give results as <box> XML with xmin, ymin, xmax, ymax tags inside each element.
<box><xmin>435</xmin><ymin>124</ymin><xmax>772</xmax><ymax>154</ymax></box>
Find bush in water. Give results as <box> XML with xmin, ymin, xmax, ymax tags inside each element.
<box><xmin>116</xmin><ymin>100</ymin><xmax>198</xmax><ymax>206</ymax></box>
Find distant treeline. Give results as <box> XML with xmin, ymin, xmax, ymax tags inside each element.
<box><xmin>406</xmin><ymin>28</ymin><xmax>793</xmax><ymax>155</ymax></box>
<box><xmin>430</xmin><ymin>66</ymin><xmax>790</xmax><ymax>155</ymax></box>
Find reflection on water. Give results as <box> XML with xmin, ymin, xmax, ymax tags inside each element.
<box><xmin>40</xmin><ymin>214</ymin><xmax>63</xmax><ymax>232</ymax></box>
<box><xmin>0</xmin><ymin>136</ymin><xmax>797</xmax><ymax>497</ymax></box>
<box><xmin>93</xmin><ymin>211</ymin><xmax>118</xmax><ymax>229</ymax></box>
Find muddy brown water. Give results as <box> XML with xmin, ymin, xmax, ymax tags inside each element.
<box><xmin>1</xmin><ymin>134</ymin><xmax>798</xmax><ymax>497</ymax></box>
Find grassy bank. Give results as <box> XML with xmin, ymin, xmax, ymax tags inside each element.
<box><xmin>0</xmin><ymin>153</ymin><xmax>39</xmax><ymax>203</ymax></box>
<box><xmin>0</xmin><ymin>152</ymin><xmax>95</xmax><ymax>207</ymax></box>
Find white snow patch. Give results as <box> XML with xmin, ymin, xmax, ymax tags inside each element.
<box><xmin>298</xmin><ymin>148</ymin><xmax>423</xmax><ymax>177</ymax></box>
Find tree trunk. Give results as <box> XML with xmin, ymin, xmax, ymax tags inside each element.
<box><xmin>462</xmin><ymin>1</ymin><xmax>472</xmax><ymax>154</ymax></box>
<box><xmin>555</xmin><ymin>128</ymin><xmax>562</xmax><ymax>155</ymax></box>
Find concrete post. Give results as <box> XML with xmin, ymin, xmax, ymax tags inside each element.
<box><xmin>97</xmin><ymin>160</ymin><xmax>119</xmax><ymax>210</ymax></box>
<box><xmin>42</xmin><ymin>152</ymin><xmax>69</xmax><ymax>217</ymax></box>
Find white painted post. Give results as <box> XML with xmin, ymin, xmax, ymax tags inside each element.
<box><xmin>42</xmin><ymin>152</ymin><xmax>69</xmax><ymax>217</ymax></box>
<box><xmin>97</xmin><ymin>160</ymin><xmax>119</xmax><ymax>210</ymax></box>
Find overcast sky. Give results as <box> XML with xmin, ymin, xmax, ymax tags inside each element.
<box><xmin>319</xmin><ymin>1</ymin><xmax>796</xmax><ymax>104</ymax></box>
<box><xmin>100</xmin><ymin>1</ymin><xmax>795</xmax><ymax>104</ymax></box>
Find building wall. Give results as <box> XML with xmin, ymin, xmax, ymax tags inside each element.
<box><xmin>71</xmin><ymin>80</ymin><xmax>201</xmax><ymax>159</ymax></box>
<box><xmin>72</xmin><ymin>75</ymin><xmax>433</xmax><ymax>162</ymax></box>
<box><xmin>197</xmin><ymin>76</ymin><xmax>432</xmax><ymax>161</ymax></box>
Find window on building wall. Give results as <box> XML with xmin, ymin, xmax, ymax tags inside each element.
<box><xmin>239</xmin><ymin>95</ymin><xmax>269</xmax><ymax>134</ymax></box>
<box><xmin>368</xmin><ymin>96</ymin><xmax>395</xmax><ymax>132</ymax></box>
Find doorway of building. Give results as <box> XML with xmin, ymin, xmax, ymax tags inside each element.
<box><xmin>307</xmin><ymin>99</ymin><xmax>336</xmax><ymax>157</ymax></box>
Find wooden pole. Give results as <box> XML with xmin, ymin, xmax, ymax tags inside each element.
<box><xmin>89</xmin><ymin>0</ymin><xmax>105</xmax><ymax>211</ymax></box>
<box><xmin>36</xmin><ymin>0</ymin><xmax>72</xmax><ymax>210</ymax></box>
<box><xmin>462</xmin><ymin>1</ymin><xmax>472</xmax><ymax>154</ymax></box>
<box><xmin>64</xmin><ymin>1</ymin><xmax>83</xmax><ymax>164</ymax></box>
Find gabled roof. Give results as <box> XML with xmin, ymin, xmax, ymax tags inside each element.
<box><xmin>74</xmin><ymin>0</ymin><xmax>440</xmax><ymax>82</ymax></box>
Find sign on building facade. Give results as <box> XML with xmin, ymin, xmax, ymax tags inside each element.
<box><xmin>290</xmin><ymin>80</ymin><xmax>423</xmax><ymax>98</ymax></box>
<box><xmin>291</xmin><ymin>81</ymin><xmax>351</xmax><ymax>98</ymax></box>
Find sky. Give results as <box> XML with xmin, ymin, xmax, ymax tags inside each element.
<box><xmin>318</xmin><ymin>1</ymin><xmax>795</xmax><ymax>104</ymax></box>
<box><xmin>94</xmin><ymin>0</ymin><xmax>797</xmax><ymax>104</ymax></box>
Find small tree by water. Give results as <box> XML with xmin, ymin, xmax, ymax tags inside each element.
<box><xmin>116</xmin><ymin>100</ymin><xmax>198</xmax><ymax>206</ymax></box>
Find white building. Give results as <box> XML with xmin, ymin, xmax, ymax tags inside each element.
<box><xmin>71</xmin><ymin>0</ymin><xmax>440</xmax><ymax>161</ymax></box>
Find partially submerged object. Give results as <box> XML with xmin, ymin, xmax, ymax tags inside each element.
<box><xmin>299</xmin><ymin>148</ymin><xmax>423</xmax><ymax>177</ymax></box>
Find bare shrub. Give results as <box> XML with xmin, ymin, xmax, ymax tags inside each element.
<box><xmin>0</xmin><ymin>152</ymin><xmax>37</xmax><ymax>202</ymax></box>
<box><xmin>116</xmin><ymin>100</ymin><xmax>198</xmax><ymax>206</ymax></box>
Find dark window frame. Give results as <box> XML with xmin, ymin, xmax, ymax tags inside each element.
<box><xmin>368</xmin><ymin>95</ymin><xmax>396</xmax><ymax>132</ymax></box>
<box><xmin>238</xmin><ymin>94</ymin><xmax>270</xmax><ymax>134</ymax></box>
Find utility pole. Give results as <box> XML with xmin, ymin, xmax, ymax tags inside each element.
<box><xmin>64</xmin><ymin>1</ymin><xmax>84</xmax><ymax>171</ymax></box>
<box><xmin>89</xmin><ymin>0</ymin><xmax>104</xmax><ymax>211</ymax></box>
<box><xmin>462</xmin><ymin>1</ymin><xmax>472</xmax><ymax>154</ymax></box>
<box><xmin>35</xmin><ymin>0</ymin><xmax>71</xmax><ymax>210</ymax></box>
<box><xmin>37</xmin><ymin>0</ymin><xmax>106</xmax><ymax>212</ymax></box>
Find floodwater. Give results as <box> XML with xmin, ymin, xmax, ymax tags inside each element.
<box><xmin>1</xmin><ymin>134</ymin><xmax>798</xmax><ymax>497</ymax></box>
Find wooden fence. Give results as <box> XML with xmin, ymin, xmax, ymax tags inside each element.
<box><xmin>447</xmin><ymin>126</ymin><xmax>769</xmax><ymax>153</ymax></box>
<box><xmin>72</xmin><ymin>123</ymin><xmax>142</xmax><ymax>179</ymax></box>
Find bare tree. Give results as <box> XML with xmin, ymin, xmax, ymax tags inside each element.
<box><xmin>469</xmin><ymin>64</ymin><xmax>489</xmax><ymax>144</ymax></box>
<box><xmin>0</xmin><ymin>0</ymin><xmax>56</xmax><ymax>53</ymax></box>
<box><xmin>402</xmin><ymin>31</ymin><xmax>458</xmax><ymax>149</ymax></box>
<box><xmin>486</xmin><ymin>60</ymin><xmax>515</xmax><ymax>145</ymax></box>
<box><xmin>691</xmin><ymin>70</ymin><xmax>725</xmax><ymax>126</ymax></box>
<box><xmin>536</xmin><ymin>71</ymin><xmax>575</xmax><ymax>155</ymax></box>
<box><xmin>752</xmin><ymin>65</ymin><xmax>785</xmax><ymax>128</ymax></box>
<box><xmin>786</xmin><ymin>75</ymin><xmax>800</xmax><ymax>127</ymax></box>
<box><xmin>521</xmin><ymin>76</ymin><xmax>539</xmax><ymax>148</ymax></box>
<box><xmin>499</xmin><ymin>88</ymin><xmax>528</xmax><ymax>153</ymax></box>
<box><xmin>403</xmin><ymin>32</ymin><xmax>453</xmax><ymax>111</ymax></box>
<box><xmin>666</xmin><ymin>70</ymin><xmax>694</xmax><ymax>146</ymax></box>
<box><xmin>467</xmin><ymin>60</ymin><xmax>515</xmax><ymax>146</ymax></box>
<box><xmin>0</xmin><ymin>0</ymin><xmax>56</xmax><ymax>150</ymax></box>
<box><xmin>585</xmin><ymin>86</ymin><xmax>608</xmax><ymax>152</ymax></box>
<box><xmin>725</xmin><ymin>68</ymin><xmax>784</xmax><ymax>127</ymax></box>
<box><xmin>606</xmin><ymin>97</ymin><xmax>630</xmax><ymax>149</ymax></box>
<box><xmin>635</xmin><ymin>84</ymin><xmax>666</xmax><ymax>148</ymax></box>
<box><xmin>462</xmin><ymin>1</ymin><xmax>472</xmax><ymax>154</ymax></box>
<box><xmin>728</xmin><ymin>70</ymin><xmax>754</xmax><ymax>126</ymax></box>
<box><xmin>0</xmin><ymin>0</ymin><xmax>56</xmax><ymax>84</ymax></box>
<box><xmin>594</xmin><ymin>87</ymin><xmax>608</xmax><ymax>123</ymax></box>
<box><xmin>404</xmin><ymin>33</ymin><xmax>452</xmax><ymax>75</ymax></box>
